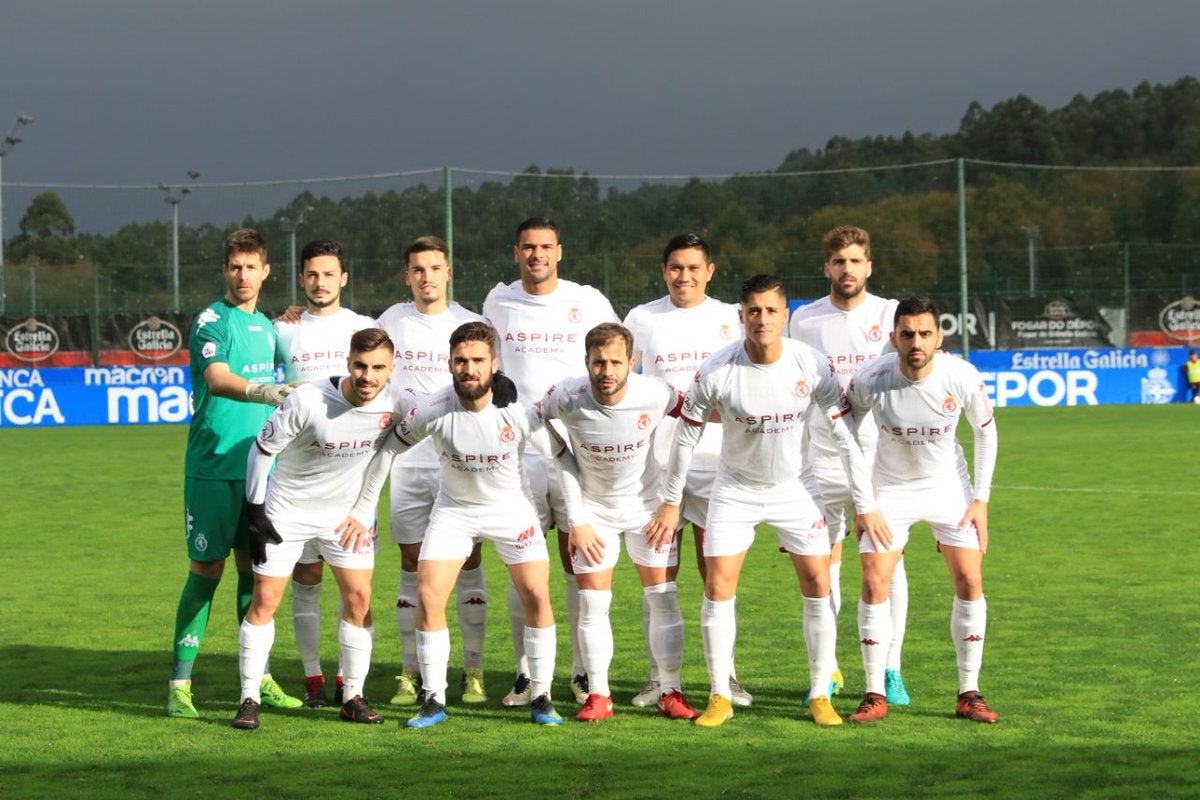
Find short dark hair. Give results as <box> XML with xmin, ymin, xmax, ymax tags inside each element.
<box><xmin>300</xmin><ymin>239</ymin><xmax>345</xmax><ymax>272</ymax></box>
<box><xmin>823</xmin><ymin>225</ymin><xmax>871</xmax><ymax>261</ymax></box>
<box><xmin>349</xmin><ymin>327</ymin><xmax>394</xmax><ymax>356</ymax></box>
<box><xmin>404</xmin><ymin>235</ymin><xmax>449</xmax><ymax>263</ymax></box>
<box><xmin>740</xmin><ymin>274</ymin><xmax>786</xmax><ymax>304</ymax></box>
<box><xmin>224</xmin><ymin>228</ymin><xmax>266</xmax><ymax>265</ymax></box>
<box><xmin>585</xmin><ymin>323</ymin><xmax>633</xmax><ymax>359</ymax></box>
<box><xmin>662</xmin><ymin>233</ymin><xmax>710</xmax><ymax>264</ymax></box>
<box><xmin>516</xmin><ymin>216</ymin><xmax>559</xmax><ymax>242</ymax></box>
<box><xmin>449</xmin><ymin>321</ymin><xmax>498</xmax><ymax>356</ymax></box>
<box><xmin>894</xmin><ymin>296</ymin><xmax>940</xmax><ymax>325</ymax></box>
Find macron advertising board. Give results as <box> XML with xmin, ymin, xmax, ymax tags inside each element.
<box><xmin>0</xmin><ymin>348</ymin><xmax>1193</xmax><ymax>427</ymax></box>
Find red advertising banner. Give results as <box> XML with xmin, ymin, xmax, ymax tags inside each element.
<box><xmin>0</xmin><ymin>316</ymin><xmax>93</xmax><ymax>367</ymax></box>
<box><xmin>98</xmin><ymin>313</ymin><xmax>192</xmax><ymax>366</ymax></box>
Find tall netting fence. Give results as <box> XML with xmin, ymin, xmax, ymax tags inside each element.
<box><xmin>2</xmin><ymin>159</ymin><xmax>1197</xmax><ymax>350</ymax></box>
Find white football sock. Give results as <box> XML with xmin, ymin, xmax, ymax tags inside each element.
<box><xmin>416</xmin><ymin>628</ymin><xmax>451</xmax><ymax>705</ymax></box>
<box><xmin>455</xmin><ymin>565</ymin><xmax>488</xmax><ymax>670</ymax></box>
<box><xmin>642</xmin><ymin>592</ymin><xmax>658</xmax><ymax>682</ymax></box>
<box><xmin>951</xmin><ymin>596</ymin><xmax>987</xmax><ymax>694</ymax></box>
<box><xmin>858</xmin><ymin>599</ymin><xmax>892</xmax><ymax>696</ymax></box>
<box><xmin>645</xmin><ymin>581</ymin><xmax>684</xmax><ymax>693</ymax></box>
<box><xmin>577</xmin><ymin>589</ymin><xmax>613</xmax><ymax>697</ymax></box>
<box><xmin>339</xmin><ymin>620</ymin><xmax>373</xmax><ymax>701</ymax></box>
<box><xmin>396</xmin><ymin>570</ymin><xmax>419</xmax><ymax>672</ymax></box>
<box><xmin>291</xmin><ymin>580</ymin><xmax>323</xmax><ymax>678</ymax></box>
<box><xmin>564</xmin><ymin>573</ymin><xmax>583</xmax><ymax>675</ymax></box>
<box><xmin>887</xmin><ymin>557</ymin><xmax>909</xmax><ymax>671</ymax></box>
<box><xmin>525</xmin><ymin>624</ymin><xmax>557</xmax><ymax>700</ymax></box>
<box><xmin>802</xmin><ymin>594</ymin><xmax>836</xmax><ymax>700</ymax></box>
<box><xmin>239</xmin><ymin>618</ymin><xmax>274</xmax><ymax>703</ymax></box>
<box><xmin>701</xmin><ymin>596</ymin><xmax>736</xmax><ymax>699</ymax></box>
<box><xmin>507</xmin><ymin>581</ymin><xmax>529</xmax><ymax>676</ymax></box>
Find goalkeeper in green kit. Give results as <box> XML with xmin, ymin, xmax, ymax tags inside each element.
<box><xmin>167</xmin><ymin>229</ymin><xmax>303</xmax><ymax>718</ymax></box>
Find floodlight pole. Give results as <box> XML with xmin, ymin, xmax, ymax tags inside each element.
<box><xmin>0</xmin><ymin>114</ymin><xmax>35</xmax><ymax>317</ymax></box>
<box><xmin>281</xmin><ymin>205</ymin><xmax>314</xmax><ymax>306</ymax></box>
<box><xmin>160</xmin><ymin>171</ymin><xmax>199</xmax><ymax>313</ymax></box>
<box><xmin>1020</xmin><ymin>225</ymin><xmax>1040</xmax><ymax>294</ymax></box>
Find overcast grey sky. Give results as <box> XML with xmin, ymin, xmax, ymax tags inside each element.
<box><xmin>1</xmin><ymin>0</ymin><xmax>1196</xmax><ymax>230</ymax></box>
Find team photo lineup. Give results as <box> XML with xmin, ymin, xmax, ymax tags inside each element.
<box><xmin>168</xmin><ymin>218</ymin><xmax>1000</xmax><ymax>732</ymax></box>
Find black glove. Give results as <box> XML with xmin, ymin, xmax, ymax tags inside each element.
<box><xmin>244</xmin><ymin>501</ymin><xmax>282</xmax><ymax>565</ymax></box>
<box><xmin>491</xmin><ymin>370</ymin><xmax>518</xmax><ymax>408</ymax></box>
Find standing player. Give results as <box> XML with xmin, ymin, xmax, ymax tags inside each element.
<box><xmin>623</xmin><ymin>233</ymin><xmax>749</xmax><ymax>707</ymax></box>
<box><xmin>789</xmin><ymin>225</ymin><xmax>910</xmax><ymax>705</ymax></box>
<box><xmin>167</xmin><ymin>229</ymin><xmax>301</xmax><ymax>718</ymax></box>
<box><xmin>541</xmin><ymin>322</ymin><xmax>700</xmax><ymax>722</ymax></box>
<box><xmin>232</xmin><ymin>328</ymin><xmax>397</xmax><ymax>730</ymax></box>
<box><xmin>483</xmin><ymin>217</ymin><xmax>618</xmax><ymax>706</ymax></box>
<box><xmin>845</xmin><ymin>297</ymin><xmax>1001</xmax><ymax>725</ymax></box>
<box><xmin>645</xmin><ymin>274</ymin><xmax>885</xmax><ymax>728</ymax></box>
<box><xmin>376</xmin><ymin>235</ymin><xmax>490</xmax><ymax>707</ymax></box>
<box><xmin>344</xmin><ymin>321</ymin><xmax>572</xmax><ymax>728</ymax></box>
<box><xmin>274</xmin><ymin>239</ymin><xmax>376</xmax><ymax>707</ymax></box>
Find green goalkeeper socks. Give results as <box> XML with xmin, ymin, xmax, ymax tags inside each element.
<box><xmin>171</xmin><ymin>571</ymin><xmax>219</xmax><ymax>680</ymax></box>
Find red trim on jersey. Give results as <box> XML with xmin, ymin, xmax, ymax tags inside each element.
<box><xmin>667</xmin><ymin>391</ymin><xmax>686</xmax><ymax>419</ymax></box>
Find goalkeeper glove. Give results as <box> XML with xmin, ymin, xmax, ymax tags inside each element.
<box><xmin>243</xmin><ymin>501</ymin><xmax>282</xmax><ymax>565</ymax></box>
<box><xmin>245</xmin><ymin>382</ymin><xmax>294</xmax><ymax>407</ymax></box>
<box><xmin>491</xmin><ymin>370</ymin><xmax>518</xmax><ymax>408</ymax></box>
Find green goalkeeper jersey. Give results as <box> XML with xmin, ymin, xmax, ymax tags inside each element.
<box><xmin>185</xmin><ymin>298</ymin><xmax>277</xmax><ymax>479</ymax></box>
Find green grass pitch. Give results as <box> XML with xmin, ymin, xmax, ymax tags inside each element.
<box><xmin>2</xmin><ymin>404</ymin><xmax>1198</xmax><ymax>799</ymax></box>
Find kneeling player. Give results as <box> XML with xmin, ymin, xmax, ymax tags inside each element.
<box><xmin>232</xmin><ymin>328</ymin><xmax>396</xmax><ymax>730</ymax></box>
<box><xmin>542</xmin><ymin>323</ymin><xmax>700</xmax><ymax>722</ymax></box>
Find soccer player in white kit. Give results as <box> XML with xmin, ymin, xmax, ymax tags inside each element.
<box><xmin>232</xmin><ymin>328</ymin><xmax>397</xmax><ymax>730</ymax></box>
<box><xmin>789</xmin><ymin>225</ymin><xmax>912</xmax><ymax>706</ymax></box>
<box><xmin>273</xmin><ymin>239</ymin><xmax>376</xmax><ymax>708</ymax></box>
<box><xmin>376</xmin><ymin>235</ymin><xmax>490</xmax><ymax>708</ymax></box>
<box><xmin>623</xmin><ymin>233</ymin><xmax>751</xmax><ymax>707</ymax></box>
<box><xmin>646</xmin><ymin>275</ymin><xmax>887</xmax><ymax>728</ymax></box>
<box><xmin>541</xmin><ymin>322</ymin><xmax>701</xmax><ymax>722</ymax></box>
<box><xmin>844</xmin><ymin>296</ymin><xmax>1001</xmax><ymax>725</ymax></box>
<box><xmin>345</xmin><ymin>321</ymin><xmax>574</xmax><ymax>728</ymax></box>
<box><xmin>483</xmin><ymin>217</ymin><xmax>618</xmax><ymax>706</ymax></box>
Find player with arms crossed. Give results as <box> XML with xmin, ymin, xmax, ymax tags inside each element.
<box><xmin>274</xmin><ymin>239</ymin><xmax>376</xmax><ymax>707</ymax></box>
<box><xmin>376</xmin><ymin>235</ymin><xmax>490</xmax><ymax>708</ymax></box>
<box><xmin>623</xmin><ymin>234</ymin><xmax>750</xmax><ymax>707</ymax></box>
<box><xmin>168</xmin><ymin>228</ymin><xmax>301</xmax><ymax>719</ymax></box>
<box><xmin>346</xmin><ymin>322</ymin><xmax>572</xmax><ymax>728</ymax></box>
<box><xmin>646</xmin><ymin>274</ymin><xmax>886</xmax><ymax>728</ymax></box>
<box><xmin>232</xmin><ymin>328</ymin><xmax>397</xmax><ymax>729</ymax></box>
<box><xmin>542</xmin><ymin>322</ymin><xmax>701</xmax><ymax>722</ymax></box>
<box><xmin>789</xmin><ymin>225</ymin><xmax>910</xmax><ymax>705</ymax></box>
<box><xmin>483</xmin><ymin>217</ymin><xmax>618</xmax><ymax>706</ymax></box>
<box><xmin>845</xmin><ymin>296</ymin><xmax>1000</xmax><ymax>725</ymax></box>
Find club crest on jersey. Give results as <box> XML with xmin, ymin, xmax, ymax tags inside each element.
<box><xmin>378</xmin><ymin>413</ymin><xmax>393</xmax><ymax>429</ymax></box>
<box><xmin>637</xmin><ymin>413</ymin><xmax>651</xmax><ymax>430</ymax></box>
<box><xmin>794</xmin><ymin>380</ymin><xmax>810</xmax><ymax>399</ymax></box>
<box><xmin>719</xmin><ymin>324</ymin><xmax>733</xmax><ymax>340</ymax></box>
<box><xmin>867</xmin><ymin>325</ymin><xmax>883</xmax><ymax>342</ymax></box>
<box><xmin>499</xmin><ymin>424</ymin><xmax>516</xmax><ymax>443</ymax></box>
<box><xmin>942</xmin><ymin>395</ymin><xmax>957</xmax><ymax>413</ymax></box>
<box><xmin>568</xmin><ymin>307</ymin><xmax>582</xmax><ymax>324</ymax></box>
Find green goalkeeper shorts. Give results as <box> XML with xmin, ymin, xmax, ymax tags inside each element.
<box><xmin>183</xmin><ymin>477</ymin><xmax>250</xmax><ymax>561</ymax></box>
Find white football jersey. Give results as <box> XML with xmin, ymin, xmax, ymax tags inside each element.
<box><xmin>256</xmin><ymin>378</ymin><xmax>396</xmax><ymax>532</ymax></box>
<box><xmin>483</xmin><ymin>279</ymin><xmax>618</xmax><ymax>400</ymax></box>
<box><xmin>394</xmin><ymin>385</ymin><xmax>562</xmax><ymax>508</ymax></box>
<box><xmin>274</xmin><ymin>308</ymin><xmax>376</xmax><ymax>384</ymax></box>
<box><xmin>677</xmin><ymin>338</ymin><xmax>850</xmax><ymax>492</ymax></box>
<box><xmin>375</xmin><ymin>301</ymin><xmax>485</xmax><ymax>468</ymax></box>
<box><xmin>848</xmin><ymin>352</ymin><xmax>996</xmax><ymax>498</ymax></box>
<box><xmin>790</xmin><ymin>293</ymin><xmax>897</xmax><ymax>468</ymax></box>
<box><xmin>623</xmin><ymin>295</ymin><xmax>740</xmax><ymax>473</ymax></box>
<box><xmin>541</xmin><ymin>372</ymin><xmax>684</xmax><ymax>506</ymax></box>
